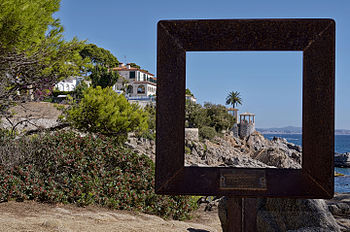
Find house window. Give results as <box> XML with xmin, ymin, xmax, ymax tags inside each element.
<box><xmin>127</xmin><ymin>85</ymin><xmax>133</xmax><ymax>94</ymax></box>
<box><xmin>130</xmin><ymin>71</ymin><xmax>135</xmax><ymax>79</ymax></box>
<box><xmin>137</xmin><ymin>85</ymin><xmax>145</xmax><ymax>94</ymax></box>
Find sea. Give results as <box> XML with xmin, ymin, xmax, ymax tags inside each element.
<box><xmin>261</xmin><ymin>133</ymin><xmax>350</xmax><ymax>193</ymax></box>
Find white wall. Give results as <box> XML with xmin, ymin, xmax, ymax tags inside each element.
<box><xmin>55</xmin><ymin>78</ymin><xmax>79</xmax><ymax>91</ymax></box>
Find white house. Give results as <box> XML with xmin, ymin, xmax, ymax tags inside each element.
<box><xmin>186</xmin><ymin>94</ymin><xmax>197</xmax><ymax>103</ymax></box>
<box><xmin>111</xmin><ymin>63</ymin><xmax>157</xmax><ymax>104</ymax></box>
<box><xmin>54</xmin><ymin>76</ymin><xmax>85</xmax><ymax>92</ymax></box>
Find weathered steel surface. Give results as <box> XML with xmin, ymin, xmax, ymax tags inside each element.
<box><xmin>225</xmin><ymin>198</ymin><xmax>257</xmax><ymax>232</ymax></box>
<box><xmin>156</xmin><ymin>19</ymin><xmax>335</xmax><ymax>198</ymax></box>
<box><xmin>227</xmin><ymin>198</ymin><xmax>243</xmax><ymax>232</ymax></box>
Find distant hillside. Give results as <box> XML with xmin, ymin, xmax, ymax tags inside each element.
<box><xmin>257</xmin><ymin>126</ymin><xmax>350</xmax><ymax>135</ymax></box>
<box><xmin>256</xmin><ymin>126</ymin><xmax>302</xmax><ymax>134</ymax></box>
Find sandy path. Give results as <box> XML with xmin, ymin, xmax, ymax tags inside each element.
<box><xmin>0</xmin><ymin>201</ymin><xmax>222</xmax><ymax>232</ymax></box>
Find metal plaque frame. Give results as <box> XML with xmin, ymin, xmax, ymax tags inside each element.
<box><xmin>156</xmin><ymin>19</ymin><xmax>335</xmax><ymax>198</ymax></box>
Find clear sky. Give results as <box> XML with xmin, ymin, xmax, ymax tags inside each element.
<box><xmin>55</xmin><ymin>0</ymin><xmax>350</xmax><ymax>129</ymax></box>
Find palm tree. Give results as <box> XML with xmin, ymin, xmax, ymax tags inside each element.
<box><xmin>225</xmin><ymin>91</ymin><xmax>242</xmax><ymax>108</ymax></box>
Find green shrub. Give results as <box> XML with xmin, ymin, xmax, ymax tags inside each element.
<box><xmin>0</xmin><ymin>132</ymin><xmax>197</xmax><ymax>220</ymax></box>
<box><xmin>185</xmin><ymin>146</ymin><xmax>191</xmax><ymax>154</ymax></box>
<box><xmin>52</xmin><ymin>90</ymin><xmax>74</xmax><ymax>97</ymax></box>
<box><xmin>64</xmin><ymin>87</ymin><xmax>149</xmax><ymax>143</ymax></box>
<box><xmin>199</xmin><ymin>126</ymin><xmax>217</xmax><ymax>140</ymax></box>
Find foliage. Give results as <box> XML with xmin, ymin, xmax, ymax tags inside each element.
<box><xmin>0</xmin><ymin>0</ymin><xmax>90</xmax><ymax>117</ymax></box>
<box><xmin>186</xmin><ymin>101</ymin><xmax>234</xmax><ymax>135</ymax></box>
<box><xmin>79</xmin><ymin>43</ymin><xmax>119</xmax><ymax>68</ymax></box>
<box><xmin>199</xmin><ymin>126</ymin><xmax>217</xmax><ymax>140</ymax></box>
<box><xmin>225</xmin><ymin>91</ymin><xmax>242</xmax><ymax>108</ymax></box>
<box><xmin>0</xmin><ymin>0</ymin><xmax>59</xmax><ymax>51</ymax></box>
<box><xmin>90</xmin><ymin>65</ymin><xmax>119</xmax><ymax>88</ymax></box>
<box><xmin>73</xmin><ymin>81</ymin><xmax>89</xmax><ymax>100</ymax></box>
<box><xmin>185</xmin><ymin>102</ymin><xmax>207</xmax><ymax>128</ymax></box>
<box><xmin>64</xmin><ymin>87</ymin><xmax>148</xmax><ymax>142</ymax></box>
<box><xmin>140</xmin><ymin>104</ymin><xmax>156</xmax><ymax>140</ymax></box>
<box><xmin>185</xmin><ymin>88</ymin><xmax>194</xmax><ymax>97</ymax></box>
<box><xmin>52</xmin><ymin>90</ymin><xmax>75</xmax><ymax>97</ymax></box>
<box><xmin>203</xmin><ymin>102</ymin><xmax>234</xmax><ymax>133</ymax></box>
<box><xmin>128</xmin><ymin>63</ymin><xmax>140</xmax><ymax>69</ymax></box>
<box><xmin>0</xmin><ymin>131</ymin><xmax>197</xmax><ymax>220</ymax></box>
<box><xmin>185</xmin><ymin>145</ymin><xmax>191</xmax><ymax>154</ymax></box>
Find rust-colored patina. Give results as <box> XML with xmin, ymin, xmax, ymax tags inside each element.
<box><xmin>156</xmin><ymin>19</ymin><xmax>335</xmax><ymax>199</ymax></box>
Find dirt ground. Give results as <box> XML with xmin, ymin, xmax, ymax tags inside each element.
<box><xmin>0</xmin><ymin>201</ymin><xmax>222</xmax><ymax>232</ymax></box>
<box><xmin>0</xmin><ymin>102</ymin><xmax>222</xmax><ymax>231</ymax></box>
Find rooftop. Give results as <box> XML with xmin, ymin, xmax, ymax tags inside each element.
<box><xmin>240</xmin><ymin>112</ymin><xmax>255</xmax><ymax>116</ymax></box>
<box><xmin>111</xmin><ymin>65</ymin><xmax>155</xmax><ymax>77</ymax></box>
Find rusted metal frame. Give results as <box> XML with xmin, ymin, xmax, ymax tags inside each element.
<box><xmin>227</xmin><ymin>198</ymin><xmax>243</xmax><ymax>232</ymax></box>
<box><xmin>302</xmin><ymin>21</ymin><xmax>335</xmax><ymax>197</ymax></box>
<box><xmin>226</xmin><ymin>198</ymin><xmax>257</xmax><ymax>232</ymax></box>
<box><xmin>157</xmin><ymin>167</ymin><xmax>329</xmax><ymax>198</ymax></box>
<box><xmin>156</xmin><ymin>19</ymin><xmax>335</xmax><ymax>198</ymax></box>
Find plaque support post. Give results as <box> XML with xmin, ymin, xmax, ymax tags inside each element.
<box><xmin>227</xmin><ymin>197</ymin><xmax>257</xmax><ymax>232</ymax></box>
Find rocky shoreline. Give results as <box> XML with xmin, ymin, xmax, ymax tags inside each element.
<box><xmin>126</xmin><ymin>131</ymin><xmax>350</xmax><ymax>231</ymax></box>
<box><xmin>335</xmin><ymin>152</ymin><xmax>350</xmax><ymax>168</ymax></box>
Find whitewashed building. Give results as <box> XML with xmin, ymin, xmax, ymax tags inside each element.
<box><xmin>186</xmin><ymin>94</ymin><xmax>197</xmax><ymax>103</ymax></box>
<box><xmin>111</xmin><ymin>63</ymin><xmax>157</xmax><ymax>105</ymax></box>
<box><xmin>54</xmin><ymin>76</ymin><xmax>85</xmax><ymax>92</ymax></box>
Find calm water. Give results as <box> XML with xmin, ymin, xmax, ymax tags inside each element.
<box><xmin>262</xmin><ymin>133</ymin><xmax>350</xmax><ymax>192</ymax></box>
<box><xmin>262</xmin><ymin>133</ymin><xmax>350</xmax><ymax>154</ymax></box>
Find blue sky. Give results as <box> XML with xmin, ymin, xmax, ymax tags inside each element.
<box><xmin>56</xmin><ymin>0</ymin><xmax>350</xmax><ymax>129</ymax></box>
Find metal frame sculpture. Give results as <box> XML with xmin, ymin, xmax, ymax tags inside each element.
<box><xmin>156</xmin><ymin>19</ymin><xmax>335</xmax><ymax>199</ymax></box>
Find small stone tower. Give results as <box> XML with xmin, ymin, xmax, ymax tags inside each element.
<box><xmin>230</xmin><ymin>111</ymin><xmax>256</xmax><ymax>139</ymax></box>
<box><xmin>239</xmin><ymin>112</ymin><xmax>255</xmax><ymax>138</ymax></box>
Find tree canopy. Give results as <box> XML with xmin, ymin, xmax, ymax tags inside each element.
<box><xmin>185</xmin><ymin>88</ymin><xmax>194</xmax><ymax>97</ymax></box>
<box><xmin>128</xmin><ymin>63</ymin><xmax>140</xmax><ymax>69</ymax></box>
<box><xmin>185</xmin><ymin>101</ymin><xmax>234</xmax><ymax>136</ymax></box>
<box><xmin>80</xmin><ymin>43</ymin><xmax>119</xmax><ymax>68</ymax></box>
<box><xmin>90</xmin><ymin>65</ymin><xmax>119</xmax><ymax>88</ymax></box>
<box><xmin>225</xmin><ymin>91</ymin><xmax>242</xmax><ymax>108</ymax></box>
<box><xmin>0</xmin><ymin>0</ymin><xmax>60</xmax><ymax>51</ymax></box>
<box><xmin>0</xmin><ymin>0</ymin><xmax>90</xmax><ymax>116</ymax></box>
<box><xmin>204</xmin><ymin>102</ymin><xmax>234</xmax><ymax>132</ymax></box>
<box><xmin>79</xmin><ymin>43</ymin><xmax>120</xmax><ymax>88</ymax></box>
<box><xmin>65</xmin><ymin>86</ymin><xmax>149</xmax><ymax>142</ymax></box>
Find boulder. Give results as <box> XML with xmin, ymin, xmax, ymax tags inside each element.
<box><xmin>253</xmin><ymin>148</ymin><xmax>301</xmax><ymax>169</ymax></box>
<box><xmin>218</xmin><ymin>197</ymin><xmax>341</xmax><ymax>232</ymax></box>
<box><xmin>185</xmin><ymin>128</ymin><xmax>199</xmax><ymax>141</ymax></box>
<box><xmin>246</xmin><ymin>131</ymin><xmax>271</xmax><ymax>151</ymax></box>
<box><xmin>334</xmin><ymin>152</ymin><xmax>350</xmax><ymax>168</ymax></box>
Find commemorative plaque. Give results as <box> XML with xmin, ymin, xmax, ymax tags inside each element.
<box><xmin>156</xmin><ymin>19</ymin><xmax>335</xmax><ymax>199</ymax></box>
<box><xmin>219</xmin><ymin>169</ymin><xmax>267</xmax><ymax>191</ymax></box>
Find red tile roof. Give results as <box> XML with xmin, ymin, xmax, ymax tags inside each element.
<box><xmin>111</xmin><ymin>67</ymin><xmax>155</xmax><ymax>76</ymax></box>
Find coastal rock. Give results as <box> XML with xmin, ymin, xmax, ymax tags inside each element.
<box><xmin>245</xmin><ymin>133</ymin><xmax>302</xmax><ymax>169</ymax></box>
<box><xmin>246</xmin><ymin>131</ymin><xmax>271</xmax><ymax>151</ymax></box>
<box><xmin>334</xmin><ymin>152</ymin><xmax>350</xmax><ymax>168</ymax></box>
<box><xmin>326</xmin><ymin>193</ymin><xmax>350</xmax><ymax>231</ymax></box>
<box><xmin>184</xmin><ymin>134</ymin><xmax>273</xmax><ymax>168</ymax></box>
<box><xmin>218</xmin><ymin>197</ymin><xmax>341</xmax><ymax>232</ymax></box>
<box><xmin>252</xmin><ymin>148</ymin><xmax>301</xmax><ymax>169</ymax></box>
<box><xmin>257</xmin><ymin>198</ymin><xmax>340</xmax><ymax>232</ymax></box>
<box><xmin>185</xmin><ymin>128</ymin><xmax>199</xmax><ymax>141</ymax></box>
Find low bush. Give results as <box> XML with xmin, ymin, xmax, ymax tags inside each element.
<box><xmin>0</xmin><ymin>131</ymin><xmax>197</xmax><ymax>220</ymax></box>
<box><xmin>64</xmin><ymin>87</ymin><xmax>149</xmax><ymax>144</ymax></box>
<box><xmin>199</xmin><ymin>126</ymin><xmax>217</xmax><ymax>140</ymax></box>
<box><xmin>185</xmin><ymin>146</ymin><xmax>191</xmax><ymax>154</ymax></box>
